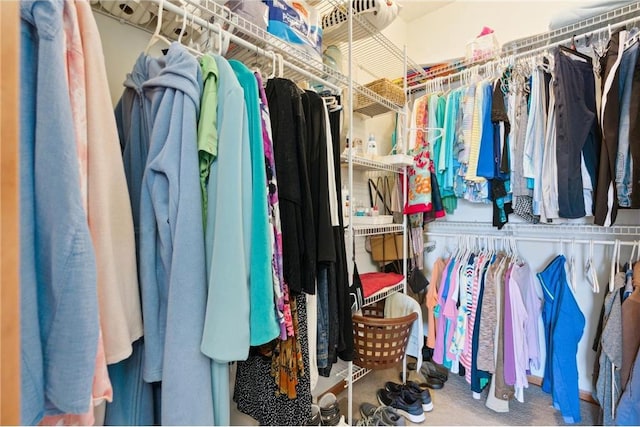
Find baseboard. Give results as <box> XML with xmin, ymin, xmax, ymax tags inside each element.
<box><xmin>527</xmin><ymin>375</ymin><xmax>598</xmax><ymax>405</ymax></box>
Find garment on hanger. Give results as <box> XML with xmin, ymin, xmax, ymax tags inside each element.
<box><xmin>538</xmin><ymin>255</ymin><xmax>585</xmax><ymax>424</ymax></box>
<box><xmin>596</xmin><ymin>29</ymin><xmax>627</xmax><ymax>226</ymax></box>
<box><xmin>229</xmin><ymin>59</ymin><xmax>280</xmax><ymax>347</ymax></box>
<box><xmin>20</xmin><ymin>0</ymin><xmax>100</xmax><ymax>423</ymax></box>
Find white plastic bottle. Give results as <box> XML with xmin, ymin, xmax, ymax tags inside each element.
<box><xmin>342</xmin><ymin>185</ymin><xmax>350</xmax><ymax>218</ymax></box>
<box><xmin>366</xmin><ymin>133</ymin><xmax>377</xmax><ymax>157</ymax></box>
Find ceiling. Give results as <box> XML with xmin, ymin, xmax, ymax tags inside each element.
<box><xmin>398</xmin><ymin>0</ymin><xmax>454</xmax><ymax>22</ymax></box>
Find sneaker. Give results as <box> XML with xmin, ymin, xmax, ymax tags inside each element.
<box><xmin>358</xmin><ymin>402</ymin><xmax>405</xmax><ymax>426</ymax></box>
<box><xmin>307</xmin><ymin>404</ymin><xmax>321</xmax><ymax>426</ymax></box>
<box><xmin>384</xmin><ymin>381</ymin><xmax>433</xmax><ymax>412</ymax></box>
<box><xmin>319</xmin><ymin>393</ymin><xmax>341</xmax><ymax>426</ymax></box>
<box><xmin>376</xmin><ymin>389</ymin><xmax>425</xmax><ymax>423</ymax></box>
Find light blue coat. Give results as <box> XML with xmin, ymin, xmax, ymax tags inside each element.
<box><xmin>138</xmin><ymin>43</ymin><xmax>214</xmax><ymax>425</ymax></box>
<box><xmin>19</xmin><ymin>1</ymin><xmax>99</xmax><ymax>423</ymax></box>
<box><xmin>229</xmin><ymin>59</ymin><xmax>279</xmax><ymax>346</ymax></box>
<box><xmin>201</xmin><ymin>54</ymin><xmax>253</xmax><ymax>426</ymax></box>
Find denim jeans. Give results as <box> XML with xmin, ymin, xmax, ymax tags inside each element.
<box><xmin>317</xmin><ymin>265</ymin><xmax>330</xmax><ymax>369</ymax></box>
<box><xmin>616</xmin><ymin>41</ymin><xmax>639</xmax><ymax>207</ymax></box>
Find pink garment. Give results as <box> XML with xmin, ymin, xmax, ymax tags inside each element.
<box><xmin>432</xmin><ymin>258</ymin><xmax>453</xmax><ymax>364</ymax></box>
<box><xmin>39</xmin><ymin>330</ymin><xmax>113</xmax><ymax>426</ymax></box>
<box><xmin>63</xmin><ymin>0</ymin><xmax>88</xmax><ymax>211</ymax></box>
<box><xmin>76</xmin><ymin>0</ymin><xmax>143</xmax><ymax>363</ymax></box>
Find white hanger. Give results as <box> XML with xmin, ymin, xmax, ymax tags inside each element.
<box><xmin>569</xmin><ymin>239</ymin><xmax>577</xmax><ymax>293</ymax></box>
<box><xmin>586</xmin><ymin>239</ymin><xmax>599</xmax><ymax>294</ymax></box>
<box><xmin>610</xmin><ymin>239</ymin><xmax>620</xmax><ymax>293</ymax></box>
<box><xmin>145</xmin><ymin>0</ymin><xmax>171</xmax><ymax>54</ymax></box>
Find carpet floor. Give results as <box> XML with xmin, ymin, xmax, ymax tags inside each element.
<box><xmin>336</xmin><ymin>366</ymin><xmax>600</xmax><ymax>426</ymax></box>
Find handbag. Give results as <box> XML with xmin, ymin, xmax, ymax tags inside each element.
<box><xmin>350</xmin><ymin>241</ymin><xmax>365</xmax><ymax>313</ymax></box>
<box><xmin>407</xmin><ymin>227</ymin><xmax>428</xmax><ymax>295</ymax></box>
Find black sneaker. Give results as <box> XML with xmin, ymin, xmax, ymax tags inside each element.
<box><xmin>376</xmin><ymin>389</ymin><xmax>425</xmax><ymax>423</ymax></box>
<box><xmin>384</xmin><ymin>381</ymin><xmax>433</xmax><ymax>412</ymax></box>
<box><xmin>319</xmin><ymin>393</ymin><xmax>341</xmax><ymax>426</ymax></box>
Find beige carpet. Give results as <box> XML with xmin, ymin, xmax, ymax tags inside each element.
<box><xmin>336</xmin><ymin>366</ymin><xmax>599</xmax><ymax>426</ymax></box>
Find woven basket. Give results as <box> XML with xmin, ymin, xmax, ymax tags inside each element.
<box><xmin>352</xmin><ymin>301</ymin><xmax>418</xmax><ymax>370</ymax></box>
<box><xmin>355</xmin><ymin>78</ymin><xmax>406</xmax><ymax>111</ymax></box>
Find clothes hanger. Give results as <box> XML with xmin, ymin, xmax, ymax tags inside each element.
<box><xmin>558</xmin><ymin>44</ymin><xmax>593</xmax><ymax>65</ymax></box>
<box><xmin>586</xmin><ymin>239</ymin><xmax>600</xmax><ymax>294</ymax></box>
<box><xmin>610</xmin><ymin>239</ymin><xmax>620</xmax><ymax>293</ymax></box>
<box><xmin>145</xmin><ymin>0</ymin><xmax>172</xmax><ymax>54</ymax></box>
<box><xmin>569</xmin><ymin>239</ymin><xmax>577</xmax><ymax>293</ymax></box>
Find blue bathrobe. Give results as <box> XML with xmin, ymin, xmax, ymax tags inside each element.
<box><xmin>229</xmin><ymin>59</ymin><xmax>279</xmax><ymax>346</ymax></box>
<box><xmin>20</xmin><ymin>1</ymin><xmax>99</xmax><ymax>423</ymax></box>
<box><xmin>538</xmin><ymin>255</ymin><xmax>585</xmax><ymax>424</ymax></box>
<box><xmin>138</xmin><ymin>43</ymin><xmax>214</xmax><ymax>425</ymax></box>
<box><xmin>201</xmin><ymin>54</ymin><xmax>253</xmax><ymax>426</ymax></box>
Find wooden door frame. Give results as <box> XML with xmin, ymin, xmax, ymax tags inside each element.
<box><xmin>0</xmin><ymin>0</ymin><xmax>21</xmax><ymax>424</ymax></box>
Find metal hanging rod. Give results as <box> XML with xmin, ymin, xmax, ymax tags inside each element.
<box><xmin>425</xmin><ymin>220</ymin><xmax>640</xmax><ymax>237</ymax></box>
<box><xmin>425</xmin><ymin>232</ymin><xmax>639</xmax><ymax>248</ymax></box>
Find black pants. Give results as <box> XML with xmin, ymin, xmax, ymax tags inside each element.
<box><xmin>554</xmin><ymin>49</ymin><xmax>599</xmax><ymax>218</ymax></box>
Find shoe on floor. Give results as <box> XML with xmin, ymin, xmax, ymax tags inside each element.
<box><xmin>384</xmin><ymin>381</ymin><xmax>433</xmax><ymax>412</ymax></box>
<box><xmin>307</xmin><ymin>404</ymin><xmax>321</xmax><ymax>426</ymax></box>
<box><xmin>420</xmin><ymin>360</ymin><xmax>449</xmax><ymax>383</ymax></box>
<box><xmin>319</xmin><ymin>393</ymin><xmax>341</xmax><ymax>426</ymax></box>
<box><xmin>376</xmin><ymin>389</ymin><xmax>425</xmax><ymax>423</ymax></box>
<box><xmin>358</xmin><ymin>402</ymin><xmax>405</xmax><ymax>426</ymax></box>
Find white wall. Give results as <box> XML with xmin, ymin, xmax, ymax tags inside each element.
<box><xmin>94</xmin><ymin>12</ymin><xmax>164</xmax><ymax>106</ymax></box>
<box><xmin>406</xmin><ymin>1</ymin><xmax>588</xmax><ymax>64</ymax></box>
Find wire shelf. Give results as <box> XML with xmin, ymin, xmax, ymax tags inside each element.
<box><xmin>316</xmin><ymin>0</ymin><xmax>428</xmax><ymax>85</ymax></box>
<box><xmin>336</xmin><ymin>364</ymin><xmax>371</xmax><ymax>385</ymax></box>
<box><xmin>363</xmin><ymin>280</ymin><xmax>405</xmax><ymax>307</ymax></box>
<box><xmin>352</xmin><ymin>223</ymin><xmax>404</xmax><ymax>237</ymax></box>
<box><xmin>425</xmin><ymin>220</ymin><xmax>640</xmax><ymax>237</ymax></box>
<box><xmin>340</xmin><ymin>155</ymin><xmax>407</xmax><ymax>173</ymax></box>
<box><xmin>502</xmin><ymin>1</ymin><xmax>640</xmax><ymax>55</ymax></box>
<box><xmin>92</xmin><ymin>0</ymin><xmax>348</xmax><ymax>91</ymax></box>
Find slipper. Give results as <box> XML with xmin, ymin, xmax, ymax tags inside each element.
<box><xmin>420</xmin><ymin>361</ymin><xmax>448</xmax><ymax>383</ymax></box>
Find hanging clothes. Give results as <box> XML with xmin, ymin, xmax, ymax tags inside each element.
<box><xmin>266</xmin><ymin>78</ymin><xmax>316</xmax><ymax>295</ymax></box>
<box><xmin>109</xmin><ymin>52</ymin><xmax>162</xmax><ymax>427</ymax></box>
<box><xmin>20</xmin><ymin>0</ymin><xmax>99</xmax><ymax>423</ymax></box>
<box><xmin>136</xmin><ymin>43</ymin><xmax>214</xmax><ymax>425</ymax></box>
<box><xmin>596</xmin><ymin>30</ymin><xmax>627</xmax><ymax>226</ymax></box>
<box><xmin>538</xmin><ymin>255</ymin><xmax>585</xmax><ymax>424</ymax></box>
<box><xmin>594</xmin><ymin>271</ymin><xmax>626</xmax><ymax>425</ymax></box>
<box><xmin>621</xmin><ymin>265</ymin><xmax>640</xmax><ymax>389</ymax></box>
<box><xmin>229</xmin><ymin>59</ymin><xmax>280</xmax><ymax>347</ymax></box>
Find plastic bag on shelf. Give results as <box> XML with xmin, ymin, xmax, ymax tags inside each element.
<box><xmin>263</xmin><ymin>0</ymin><xmax>323</xmax><ymax>61</ymax></box>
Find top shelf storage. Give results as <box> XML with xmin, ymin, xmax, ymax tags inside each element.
<box><xmin>92</xmin><ymin>0</ymin><xmax>421</xmax><ymax>117</ymax></box>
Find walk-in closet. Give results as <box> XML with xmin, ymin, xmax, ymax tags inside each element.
<box><xmin>2</xmin><ymin>0</ymin><xmax>640</xmax><ymax>426</ymax></box>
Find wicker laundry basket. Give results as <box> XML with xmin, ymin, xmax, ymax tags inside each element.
<box><xmin>352</xmin><ymin>301</ymin><xmax>418</xmax><ymax>370</ymax></box>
